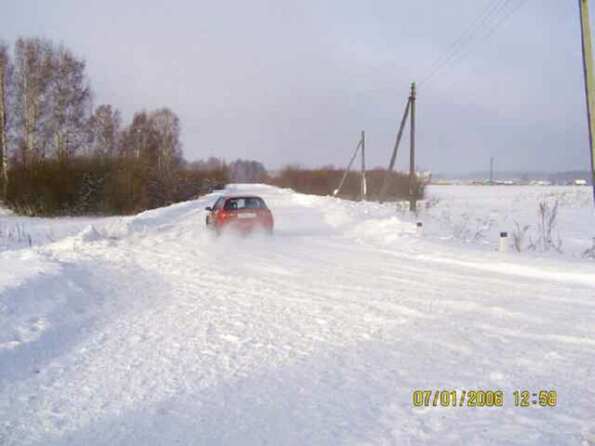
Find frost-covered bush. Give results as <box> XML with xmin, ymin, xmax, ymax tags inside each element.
<box><xmin>0</xmin><ymin>223</ymin><xmax>33</xmax><ymax>248</ymax></box>
<box><xmin>528</xmin><ymin>200</ymin><xmax>562</xmax><ymax>253</ymax></box>
<box><xmin>448</xmin><ymin>212</ymin><xmax>496</xmax><ymax>243</ymax></box>
<box><xmin>512</xmin><ymin>221</ymin><xmax>530</xmax><ymax>252</ymax></box>
<box><xmin>583</xmin><ymin>238</ymin><xmax>595</xmax><ymax>259</ymax></box>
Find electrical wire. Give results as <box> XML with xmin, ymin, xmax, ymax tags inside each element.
<box><xmin>478</xmin><ymin>0</ymin><xmax>530</xmax><ymax>45</ymax></box>
<box><xmin>440</xmin><ymin>0</ymin><xmax>531</xmax><ymax>82</ymax></box>
<box><xmin>419</xmin><ymin>0</ymin><xmax>529</xmax><ymax>87</ymax></box>
<box><xmin>419</xmin><ymin>0</ymin><xmax>511</xmax><ymax>85</ymax></box>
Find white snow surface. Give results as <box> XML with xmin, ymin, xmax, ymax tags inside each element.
<box><xmin>0</xmin><ymin>184</ymin><xmax>594</xmax><ymax>445</ymax></box>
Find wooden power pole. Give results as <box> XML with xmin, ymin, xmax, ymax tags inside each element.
<box><xmin>579</xmin><ymin>0</ymin><xmax>595</xmax><ymax>204</ymax></box>
<box><xmin>360</xmin><ymin>130</ymin><xmax>367</xmax><ymax>200</ymax></box>
<box><xmin>0</xmin><ymin>46</ymin><xmax>7</xmax><ymax>201</ymax></box>
<box><xmin>334</xmin><ymin>134</ymin><xmax>364</xmax><ymax>198</ymax></box>
<box><xmin>409</xmin><ymin>82</ymin><xmax>417</xmax><ymax>212</ymax></box>
<box><xmin>379</xmin><ymin>96</ymin><xmax>412</xmax><ymax>202</ymax></box>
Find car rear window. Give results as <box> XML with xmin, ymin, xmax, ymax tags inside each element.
<box><xmin>224</xmin><ymin>197</ymin><xmax>266</xmax><ymax>210</ymax></box>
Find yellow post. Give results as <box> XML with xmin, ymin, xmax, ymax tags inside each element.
<box><xmin>579</xmin><ymin>0</ymin><xmax>595</xmax><ymax>203</ymax></box>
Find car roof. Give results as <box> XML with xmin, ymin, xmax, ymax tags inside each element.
<box><xmin>221</xmin><ymin>195</ymin><xmax>265</xmax><ymax>200</ymax></box>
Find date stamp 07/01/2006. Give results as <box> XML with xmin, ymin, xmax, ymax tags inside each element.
<box><xmin>412</xmin><ymin>390</ymin><xmax>558</xmax><ymax>408</ymax></box>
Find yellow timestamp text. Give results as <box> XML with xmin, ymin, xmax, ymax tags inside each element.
<box><xmin>412</xmin><ymin>390</ymin><xmax>557</xmax><ymax>408</ymax></box>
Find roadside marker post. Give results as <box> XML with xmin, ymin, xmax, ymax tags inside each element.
<box><xmin>499</xmin><ymin>231</ymin><xmax>509</xmax><ymax>253</ymax></box>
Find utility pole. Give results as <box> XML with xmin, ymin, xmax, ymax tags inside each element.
<box><xmin>334</xmin><ymin>135</ymin><xmax>363</xmax><ymax>197</ymax></box>
<box><xmin>489</xmin><ymin>157</ymin><xmax>495</xmax><ymax>184</ymax></box>
<box><xmin>360</xmin><ymin>130</ymin><xmax>367</xmax><ymax>200</ymax></box>
<box><xmin>379</xmin><ymin>96</ymin><xmax>411</xmax><ymax>202</ymax></box>
<box><xmin>0</xmin><ymin>45</ymin><xmax>7</xmax><ymax>201</ymax></box>
<box><xmin>409</xmin><ymin>82</ymin><xmax>417</xmax><ymax>213</ymax></box>
<box><xmin>579</xmin><ymin>0</ymin><xmax>595</xmax><ymax>204</ymax></box>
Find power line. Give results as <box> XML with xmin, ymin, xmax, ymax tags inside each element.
<box><xmin>479</xmin><ymin>0</ymin><xmax>530</xmax><ymax>44</ymax></box>
<box><xmin>419</xmin><ymin>0</ymin><xmax>529</xmax><ymax>87</ymax></box>
<box><xmin>419</xmin><ymin>0</ymin><xmax>511</xmax><ymax>85</ymax></box>
<box><xmin>420</xmin><ymin>0</ymin><xmax>518</xmax><ymax>86</ymax></box>
<box><xmin>433</xmin><ymin>0</ymin><xmax>530</xmax><ymax>91</ymax></box>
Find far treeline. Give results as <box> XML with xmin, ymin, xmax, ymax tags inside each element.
<box><xmin>0</xmin><ymin>37</ymin><xmax>423</xmax><ymax>216</ymax></box>
<box><xmin>270</xmin><ymin>166</ymin><xmax>425</xmax><ymax>202</ymax></box>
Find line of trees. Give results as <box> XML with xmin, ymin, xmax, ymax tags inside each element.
<box><xmin>269</xmin><ymin>165</ymin><xmax>425</xmax><ymax>201</ymax></box>
<box><xmin>0</xmin><ymin>37</ymin><xmax>227</xmax><ymax>215</ymax></box>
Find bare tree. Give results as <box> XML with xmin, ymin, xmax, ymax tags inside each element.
<box><xmin>147</xmin><ymin>108</ymin><xmax>182</xmax><ymax>205</ymax></box>
<box><xmin>119</xmin><ymin>111</ymin><xmax>153</xmax><ymax>159</ymax></box>
<box><xmin>88</xmin><ymin>104</ymin><xmax>121</xmax><ymax>157</ymax></box>
<box><xmin>116</xmin><ymin>108</ymin><xmax>183</xmax><ymax>207</ymax></box>
<box><xmin>189</xmin><ymin>157</ymin><xmax>227</xmax><ymax>171</ymax></box>
<box><xmin>13</xmin><ymin>38</ymin><xmax>53</xmax><ymax>164</ymax></box>
<box><xmin>0</xmin><ymin>42</ymin><xmax>9</xmax><ymax>199</ymax></box>
<box><xmin>120</xmin><ymin>108</ymin><xmax>181</xmax><ymax>166</ymax></box>
<box><xmin>149</xmin><ymin>108</ymin><xmax>182</xmax><ymax>172</ymax></box>
<box><xmin>12</xmin><ymin>39</ymin><xmax>91</xmax><ymax>163</ymax></box>
<box><xmin>48</xmin><ymin>45</ymin><xmax>92</xmax><ymax>160</ymax></box>
<box><xmin>229</xmin><ymin>159</ymin><xmax>267</xmax><ymax>182</ymax></box>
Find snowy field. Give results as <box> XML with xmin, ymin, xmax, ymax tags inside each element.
<box><xmin>0</xmin><ymin>184</ymin><xmax>594</xmax><ymax>445</ymax></box>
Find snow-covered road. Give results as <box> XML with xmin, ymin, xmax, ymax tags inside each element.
<box><xmin>1</xmin><ymin>185</ymin><xmax>594</xmax><ymax>445</ymax></box>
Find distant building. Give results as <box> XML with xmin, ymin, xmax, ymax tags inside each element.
<box><xmin>574</xmin><ymin>179</ymin><xmax>588</xmax><ymax>186</ymax></box>
<box><xmin>530</xmin><ymin>180</ymin><xmax>552</xmax><ymax>186</ymax></box>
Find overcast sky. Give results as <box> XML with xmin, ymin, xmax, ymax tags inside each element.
<box><xmin>1</xmin><ymin>0</ymin><xmax>593</xmax><ymax>174</ymax></box>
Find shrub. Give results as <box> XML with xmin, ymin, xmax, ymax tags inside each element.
<box><xmin>6</xmin><ymin>157</ymin><xmax>229</xmax><ymax>216</ymax></box>
<box><xmin>512</xmin><ymin>221</ymin><xmax>530</xmax><ymax>252</ymax></box>
<box><xmin>529</xmin><ymin>200</ymin><xmax>562</xmax><ymax>253</ymax></box>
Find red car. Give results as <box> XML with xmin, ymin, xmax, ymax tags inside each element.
<box><xmin>205</xmin><ymin>195</ymin><xmax>274</xmax><ymax>235</ymax></box>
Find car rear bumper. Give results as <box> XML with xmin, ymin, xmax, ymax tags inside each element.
<box><xmin>219</xmin><ymin>219</ymin><xmax>273</xmax><ymax>233</ymax></box>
